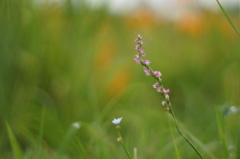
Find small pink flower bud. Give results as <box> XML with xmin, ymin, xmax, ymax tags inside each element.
<box><xmin>156</xmin><ymin>87</ymin><xmax>162</xmax><ymax>92</ymax></box>
<box><xmin>152</xmin><ymin>82</ymin><xmax>159</xmax><ymax>88</ymax></box>
<box><xmin>144</xmin><ymin>67</ymin><xmax>150</xmax><ymax>76</ymax></box>
<box><xmin>138</xmin><ymin>41</ymin><xmax>144</xmax><ymax>45</ymax></box>
<box><xmin>142</xmin><ymin>60</ymin><xmax>151</xmax><ymax>65</ymax></box>
<box><xmin>162</xmin><ymin>100</ymin><xmax>167</xmax><ymax>105</ymax></box>
<box><xmin>134</xmin><ymin>55</ymin><xmax>141</xmax><ymax>64</ymax></box>
<box><xmin>162</xmin><ymin>89</ymin><xmax>170</xmax><ymax>94</ymax></box>
<box><xmin>117</xmin><ymin>137</ymin><xmax>123</xmax><ymax>142</ymax></box>
<box><xmin>135</xmin><ymin>45</ymin><xmax>140</xmax><ymax>50</ymax></box>
<box><xmin>165</xmin><ymin>94</ymin><xmax>169</xmax><ymax>99</ymax></box>
<box><xmin>152</xmin><ymin>71</ymin><xmax>162</xmax><ymax>77</ymax></box>
<box><xmin>138</xmin><ymin>49</ymin><xmax>146</xmax><ymax>56</ymax></box>
<box><xmin>164</xmin><ymin>108</ymin><xmax>170</xmax><ymax>111</ymax></box>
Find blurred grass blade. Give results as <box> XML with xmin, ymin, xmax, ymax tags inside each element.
<box><xmin>171</xmin><ymin>116</ymin><xmax>217</xmax><ymax>159</ymax></box>
<box><xmin>236</xmin><ymin>130</ymin><xmax>240</xmax><ymax>159</ymax></box>
<box><xmin>5</xmin><ymin>121</ymin><xmax>24</xmax><ymax>159</ymax></box>
<box><xmin>37</xmin><ymin>107</ymin><xmax>46</xmax><ymax>159</ymax></box>
<box><xmin>55</xmin><ymin>122</ymin><xmax>81</xmax><ymax>159</ymax></box>
<box><xmin>216</xmin><ymin>0</ymin><xmax>240</xmax><ymax>36</ymax></box>
<box><xmin>215</xmin><ymin>107</ymin><xmax>230</xmax><ymax>159</ymax></box>
<box><xmin>168</xmin><ymin>116</ymin><xmax>181</xmax><ymax>159</ymax></box>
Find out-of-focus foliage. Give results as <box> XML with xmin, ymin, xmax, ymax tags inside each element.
<box><xmin>0</xmin><ymin>0</ymin><xmax>240</xmax><ymax>158</ymax></box>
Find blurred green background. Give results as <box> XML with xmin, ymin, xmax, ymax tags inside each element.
<box><xmin>0</xmin><ymin>0</ymin><xmax>240</xmax><ymax>158</ymax></box>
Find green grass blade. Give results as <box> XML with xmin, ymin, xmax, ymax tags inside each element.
<box><xmin>236</xmin><ymin>130</ymin><xmax>240</xmax><ymax>159</ymax></box>
<box><xmin>37</xmin><ymin>107</ymin><xmax>46</xmax><ymax>159</ymax></box>
<box><xmin>168</xmin><ymin>115</ymin><xmax>217</xmax><ymax>159</ymax></box>
<box><xmin>216</xmin><ymin>0</ymin><xmax>240</xmax><ymax>36</ymax></box>
<box><xmin>55</xmin><ymin>122</ymin><xmax>80</xmax><ymax>159</ymax></box>
<box><xmin>167</xmin><ymin>116</ymin><xmax>181</xmax><ymax>159</ymax></box>
<box><xmin>5</xmin><ymin>121</ymin><xmax>24</xmax><ymax>159</ymax></box>
<box><xmin>215</xmin><ymin>107</ymin><xmax>230</xmax><ymax>159</ymax></box>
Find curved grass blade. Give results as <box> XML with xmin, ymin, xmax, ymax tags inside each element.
<box><xmin>236</xmin><ymin>130</ymin><xmax>240</xmax><ymax>159</ymax></box>
<box><xmin>55</xmin><ymin>122</ymin><xmax>81</xmax><ymax>159</ymax></box>
<box><xmin>167</xmin><ymin>116</ymin><xmax>181</xmax><ymax>159</ymax></box>
<box><xmin>216</xmin><ymin>0</ymin><xmax>240</xmax><ymax>36</ymax></box>
<box><xmin>37</xmin><ymin>107</ymin><xmax>46</xmax><ymax>159</ymax></box>
<box><xmin>5</xmin><ymin>121</ymin><xmax>24</xmax><ymax>159</ymax></box>
<box><xmin>215</xmin><ymin>107</ymin><xmax>230</xmax><ymax>159</ymax></box>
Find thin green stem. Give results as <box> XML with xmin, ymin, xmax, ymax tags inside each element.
<box><xmin>216</xmin><ymin>0</ymin><xmax>240</xmax><ymax>36</ymax></box>
<box><xmin>169</xmin><ymin>104</ymin><xmax>204</xmax><ymax>159</ymax></box>
<box><xmin>37</xmin><ymin>107</ymin><xmax>46</xmax><ymax>159</ymax></box>
<box><xmin>117</xmin><ymin>130</ymin><xmax>132</xmax><ymax>159</ymax></box>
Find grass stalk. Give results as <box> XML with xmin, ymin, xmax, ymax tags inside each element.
<box><xmin>133</xmin><ymin>147</ymin><xmax>137</xmax><ymax>159</ymax></box>
<box><xmin>167</xmin><ymin>115</ymin><xmax>181</xmax><ymax>159</ymax></box>
<box><xmin>169</xmin><ymin>104</ymin><xmax>204</xmax><ymax>159</ymax></box>
<box><xmin>215</xmin><ymin>107</ymin><xmax>230</xmax><ymax>159</ymax></box>
<box><xmin>55</xmin><ymin>122</ymin><xmax>80</xmax><ymax>159</ymax></box>
<box><xmin>5</xmin><ymin>121</ymin><xmax>24</xmax><ymax>159</ymax></box>
<box><xmin>37</xmin><ymin>107</ymin><xmax>46</xmax><ymax>159</ymax></box>
<box><xmin>216</xmin><ymin>0</ymin><xmax>240</xmax><ymax>36</ymax></box>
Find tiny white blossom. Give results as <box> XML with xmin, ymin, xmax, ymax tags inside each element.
<box><xmin>72</xmin><ymin>122</ymin><xmax>81</xmax><ymax>129</ymax></box>
<box><xmin>112</xmin><ymin>117</ymin><xmax>122</xmax><ymax>125</ymax></box>
<box><xmin>230</xmin><ymin>106</ymin><xmax>238</xmax><ymax>113</ymax></box>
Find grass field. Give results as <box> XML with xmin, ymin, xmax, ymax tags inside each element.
<box><xmin>0</xmin><ymin>1</ymin><xmax>240</xmax><ymax>159</ymax></box>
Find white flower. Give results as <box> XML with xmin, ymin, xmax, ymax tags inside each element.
<box><xmin>72</xmin><ymin>122</ymin><xmax>81</xmax><ymax>129</ymax></box>
<box><xmin>230</xmin><ymin>106</ymin><xmax>238</xmax><ymax>113</ymax></box>
<box><xmin>112</xmin><ymin>117</ymin><xmax>123</xmax><ymax>125</ymax></box>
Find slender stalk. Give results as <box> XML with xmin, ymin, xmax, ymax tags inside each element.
<box><xmin>216</xmin><ymin>0</ymin><xmax>240</xmax><ymax>36</ymax></box>
<box><xmin>133</xmin><ymin>147</ymin><xmax>137</xmax><ymax>159</ymax></box>
<box><xmin>169</xmin><ymin>104</ymin><xmax>204</xmax><ymax>159</ymax></box>
<box><xmin>117</xmin><ymin>130</ymin><xmax>132</xmax><ymax>159</ymax></box>
<box><xmin>37</xmin><ymin>107</ymin><xmax>46</xmax><ymax>159</ymax></box>
<box><xmin>167</xmin><ymin>114</ymin><xmax>181</xmax><ymax>159</ymax></box>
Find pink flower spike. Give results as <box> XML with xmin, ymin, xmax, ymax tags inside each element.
<box><xmin>134</xmin><ymin>55</ymin><xmax>141</xmax><ymax>64</ymax></box>
<box><xmin>162</xmin><ymin>89</ymin><xmax>170</xmax><ymax>94</ymax></box>
<box><xmin>165</xmin><ymin>94</ymin><xmax>169</xmax><ymax>99</ymax></box>
<box><xmin>156</xmin><ymin>87</ymin><xmax>162</xmax><ymax>92</ymax></box>
<box><xmin>144</xmin><ymin>67</ymin><xmax>150</xmax><ymax>76</ymax></box>
<box><xmin>142</xmin><ymin>60</ymin><xmax>151</xmax><ymax>65</ymax></box>
<box><xmin>152</xmin><ymin>71</ymin><xmax>162</xmax><ymax>77</ymax></box>
<box><xmin>162</xmin><ymin>101</ymin><xmax>167</xmax><ymax>105</ymax></box>
<box><xmin>152</xmin><ymin>82</ymin><xmax>159</xmax><ymax>88</ymax></box>
<box><xmin>135</xmin><ymin>45</ymin><xmax>140</xmax><ymax>50</ymax></box>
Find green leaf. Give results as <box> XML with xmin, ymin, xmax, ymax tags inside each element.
<box><xmin>5</xmin><ymin>121</ymin><xmax>24</xmax><ymax>159</ymax></box>
<box><xmin>215</xmin><ymin>107</ymin><xmax>230</xmax><ymax>159</ymax></box>
<box><xmin>216</xmin><ymin>0</ymin><xmax>240</xmax><ymax>37</ymax></box>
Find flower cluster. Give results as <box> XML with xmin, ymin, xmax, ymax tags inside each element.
<box><xmin>134</xmin><ymin>34</ymin><xmax>171</xmax><ymax>110</ymax></box>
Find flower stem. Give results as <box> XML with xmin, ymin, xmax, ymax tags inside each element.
<box><xmin>117</xmin><ymin>130</ymin><xmax>132</xmax><ymax>159</ymax></box>
<box><xmin>168</xmin><ymin>104</ymin><xmax>205</xmax><ymax>159</ymax></box>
